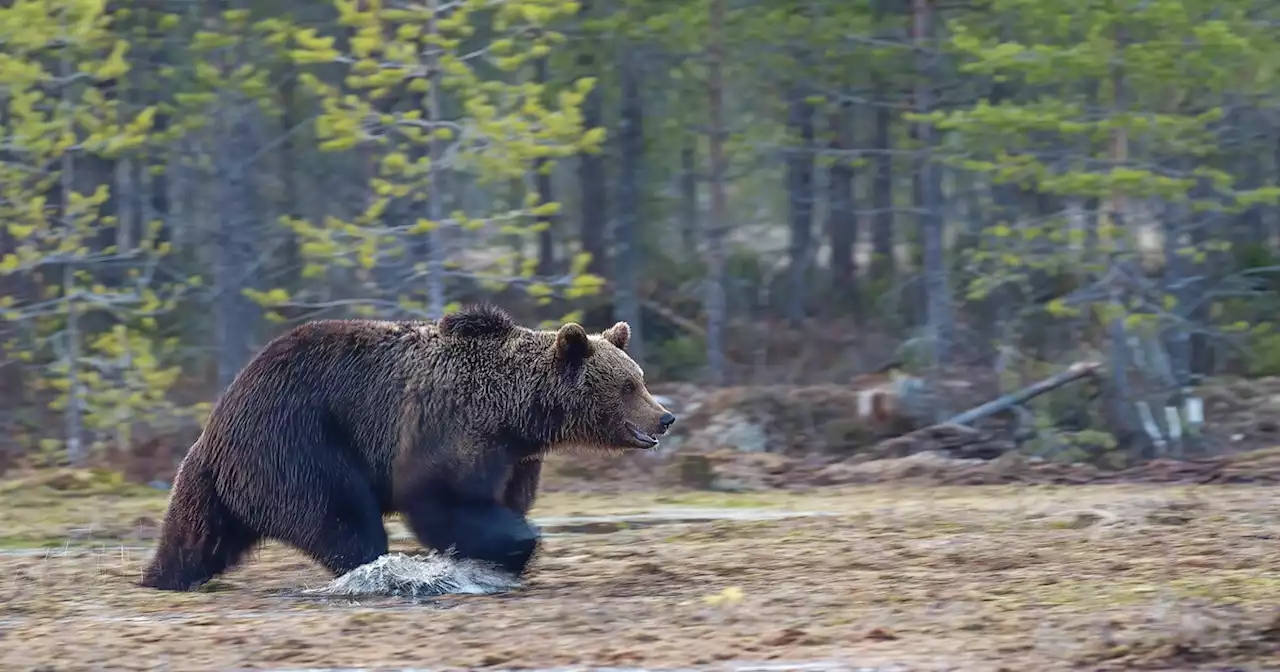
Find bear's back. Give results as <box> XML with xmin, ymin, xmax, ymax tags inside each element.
<box><xmin>231</xmin><ymin>319</ymin><xmax>425</xmax><ymax>393</ymax></box>
<box><xmin>202</xmin><ymin>320</ymin><xmax>428</xmax><ymax>459</ymax></box>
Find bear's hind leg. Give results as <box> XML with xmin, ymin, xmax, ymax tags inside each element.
<box><xmin>140</xmin><ymin>463</ymin><xmax>259</xmax><ymax>591</ymax></box>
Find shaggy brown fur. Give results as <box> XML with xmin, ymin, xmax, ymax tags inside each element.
<box><xmin>139</xmin><ymin>305</ymin><xmax>675</xmax><ymax>591</ymax></box>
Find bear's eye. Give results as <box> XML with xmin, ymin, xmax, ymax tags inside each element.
<box><xmin>621</xmin><ymin>380</ymin><xmax>636</xmax><ymax>395</ymax></box>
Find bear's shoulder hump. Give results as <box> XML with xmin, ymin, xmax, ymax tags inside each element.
<box><xmin>437</xmin><ymin>303</ymin><xmax>517</xmax><ymax>339</ymax></box>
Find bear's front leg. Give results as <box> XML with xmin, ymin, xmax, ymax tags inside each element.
<box><xmin>395</xmin><ymin>437</ymin><xmax>543</xmax><ymax>576</ymax></box>
<box><xmin>403</xmin><ymin>498</ymin><xmax>541</xmax><ymax>576</ymax></box>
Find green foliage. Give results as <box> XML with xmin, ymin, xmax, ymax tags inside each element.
<box><xmin>1023</xmin><ymin>422</ymin><xmax>1127</xmax><ymax>469</ymax></box>
<box><xmin>649</xmin><ymin>334</ymin><xmax>707</xmax><ymax>382</ymax></box>
<box><xmin>0</xmin><ymin>0</ymin><xmax>155</xmax><ymax>268</ymax></box>
<box><xmin>244</xmin><ymin>0</ymin><xmax>604</xmax><ymax>319</ymax></box>
<box><xmin>7</xmin><ymin>0</ymin><xmax>1280</xmax><ymax>469</ymax></box>
<box><xmin>159</xmin><ymin>8</ymin><xmax>296</xmax><ymax>136</ymax></box>
<box><xmin>0</xmin><ymin>0</ymin><xmax>197</xmax><ymax>459</ymax></box>
<box><xmin>937</xmin><ymin>0</ymin><xmax>1278</xmax><ymax>209</ymax></box>
<box><xmin>1242</xmin><ymin>323</ymin><xmax>1280</xmax><ymax>377</ymax></box>
<box><xmin>936</xmin><ymin>0</ymin><xmax>1280</xmax><ymax>382</ymax></box>
<box><xmin>39</xmin><ymin>324</ymin><xmax>207</xmax><ymax>451</ymax></box>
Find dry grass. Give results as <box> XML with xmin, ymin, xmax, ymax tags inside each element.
<box><xmin>1</xmin><ymin>477</ymin><xmax>1278</xmax><ymax>671</ymax></box>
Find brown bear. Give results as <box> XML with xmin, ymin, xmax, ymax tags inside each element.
<box><xmin>139</xmin><ymin>304</ymin><xmax>675</xmax><ymax>591</ymax></box>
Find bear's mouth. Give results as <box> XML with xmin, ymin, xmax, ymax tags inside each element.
<box><xmin>624</xmin><ymin>422</ymin><xmax>660</xmax><ymax>448</ymax></box>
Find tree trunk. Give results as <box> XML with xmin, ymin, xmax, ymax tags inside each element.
<box><xmin>614</xmin><ymin>44</ymin><xmax>645</xmax><ymax>363</ymax></box>
<box><xmin>123</xmin><ymin>156</ymin><xmax>144</xmax><ymax>254</ymax></box>
<box><xmin>426</xmin><ymin>0</ymin><xmax>446</xmax><ymax>319</ymax></box>
<box><xmin>150</xmin><ymin>111</ymin><xmax>171</xmax><ymax>246</ymax></box>
<box><xmin>576</xmin><ymin>0</ymin><xmax>608</xmax><ymax>277</ymax></box>
<box><xmin>827</xmin><ymin>99</ymin><xmax>857</xmax><ymax>309</ymax></box>
<box><xmin>57</xmin><ymin>44</ymin><xmax>84</xmax><ymax>463</ymax></box>
<box><xmin>1187</xmin><ymin>219</ymin><xmax>1214</xmax><ymax>377</ymax></box>
<box><xmin>534</xmin><ymin>52</ymin><xmax>558</xmax><ymax>276</ymax></box>
<box><xmin>213</xmin><ymin>107</ymin><xmax>261</xmax><ymax>391</ymax></box>
<box><xmin>912</xmin><ymin>0</ymin><xmax>952</xmax><ymax>366</ymax></box>
<box><xmin>1162</xmin><ymin>192</ymin><xmax>1196</xmax><ymax>392</ymax></box>
<box><xmin>680</xmin><ymin>141</ymin><xmax>699</xmax><ymax>258</ymax></box>
<box><xmin>277</xmin><ymin>71</ymin><xmax>301</xmax><ymax>287</ymax></box>
<box><xmin>704</xmin><ymin>0</ymin><xmax>729</xmax><ymax>386</ymax></box>
<box><xmin>870</xmin><ymin>0</ymin><xmax>896</xmax><ymax>284</ymax></box>
<box><xmin>785</xmin><ymin>85</ymin><xmax>816</xmax><ymax>327</ymax></box>
<box><xmin>1103</xmin><ymin>26</ymin><xmax>1144</xmax><ymax>456</ymax></box>
<box><xmin>63</xmin><ymin>263</ymin><xmax>84</xmax><ymax>465</ymax></box>
<box><xmin>84</xmin><ymin>84</ymin><xmax>120</xmax><ymax>262</ymax></box>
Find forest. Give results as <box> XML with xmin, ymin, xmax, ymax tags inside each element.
<box><xmin>6</xmin><ymin>2</ymin><xmax>1280</xmax><ymax>669</ymax></box>
<box><xmin>4</xmin><ymin>0</ymin><xmax>1280</xmax><ymax>473</ymax></box>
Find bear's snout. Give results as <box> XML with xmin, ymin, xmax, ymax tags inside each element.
<box><xmin>658</xmin><ymin>412</ymin><xmax>676</xmax><ymax>433</ymax></box>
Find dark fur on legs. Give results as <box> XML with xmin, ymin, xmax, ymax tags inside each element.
<box><xmin>265</xmin><ymin>469</ymin><xmax>390</xmax><ymax>577</ymax></box>
<box><xmin>404</xmin><ymin>498</ymin><xmax>541</xmax><ymax>576</ymax></box>
<box><xmin>139</xmin><ymin>464</ymin><xmax>259</xmax><ymax>591</ymax></box>
<box><xmin>503</xmin><ymin>458</ymin><xmax>543</xmax><ymax>516</ymax></box>
<box><xmin>142</xmin><ymin>445</ymin><xmax>390</xmax><ymax>590</ymax></box>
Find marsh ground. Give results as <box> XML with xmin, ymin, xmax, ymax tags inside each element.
<box><xmin>1</xmin><ymin>474</ymin><xmax>1278</xmax><ymax>671</ymax></box>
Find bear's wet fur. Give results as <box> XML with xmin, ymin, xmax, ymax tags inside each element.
<box><xmin>139</xmin><ymin>304</ymin><xmax>675</xmax><ymax>592</ymax></box>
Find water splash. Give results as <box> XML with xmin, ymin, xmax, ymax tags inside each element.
<box><xmin>302</xmin><ymin>552</ymin><xmax>520</xmax><ymax>598</ymax></box>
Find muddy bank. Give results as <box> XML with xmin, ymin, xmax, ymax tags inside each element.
<box><xmin>2</xmin><ymin>485</ymin><xmax>1278</xmax><ymax>671</ymax></box>
<box><xmin>537</xmin><ymin>444</ymin><xmax>1280</xmax><ymax>495</ymax></box>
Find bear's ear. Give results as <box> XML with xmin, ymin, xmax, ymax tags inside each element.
<box><xmin>555</xmin><ymin>322</ymin><xmax>592</xmax><ymax>364</ymax></box>
<box><xmin>602</xmin><ymin>321</ymin><xmax>630</xmax><ymax>351</ymax></box>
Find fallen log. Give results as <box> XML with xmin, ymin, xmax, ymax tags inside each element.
<box><xmin>863</xmin><ymin>361</ymin><xmax>1103</xmax><ymax>460</ymax></box>
<box><xmin>946</xmin><ymin>360</ymin><xmax>1102</xmax><ymax>426</ymax></box>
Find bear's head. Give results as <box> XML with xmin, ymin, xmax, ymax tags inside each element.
<box><xmin>550</xmin><ymin>320</ymin><xmax>676</xmax><ymax>451</ymax></box>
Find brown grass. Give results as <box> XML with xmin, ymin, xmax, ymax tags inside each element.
<box><xmin>1</xmin><ymin>477</ymin><xmax>1278</xmax><ymax>671</ymax></box>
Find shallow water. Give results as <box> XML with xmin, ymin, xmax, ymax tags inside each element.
<box><xmin>327</xmin><ymin>509</ymin><xmax>839</xmax><ymax>598</ymax></box>
<box><xmin>259</xmin><ymin>663</ymin><xmax>909</xmax><ymax>672</ymax></box>
<box><xmin>0</xmin><ymin>600</ymin><xmax>454</xmax><ymax>628</ymax></box>
<box><xmin>0</xmin><ymin>508</ymin><xmax>843</xmax><ymax>602</ymax></box>
<box><xmin>387</xmin><ymin>508</ymin><xmax>836</xmax><ymax>540</ymax></box>
<box><xmin>0</xmin><ymin>508</ymin><xmax>837</xmax><ymax>556</ymax></box>
<box><xmin>0</xmin><ymin>544</ymin><xmax>157</xmax><ymax>559</ymax></box>
<box><xmin>534</xmin><ymin>508</ymin><xmax>836</xmax><ymax>533</ymax></box>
